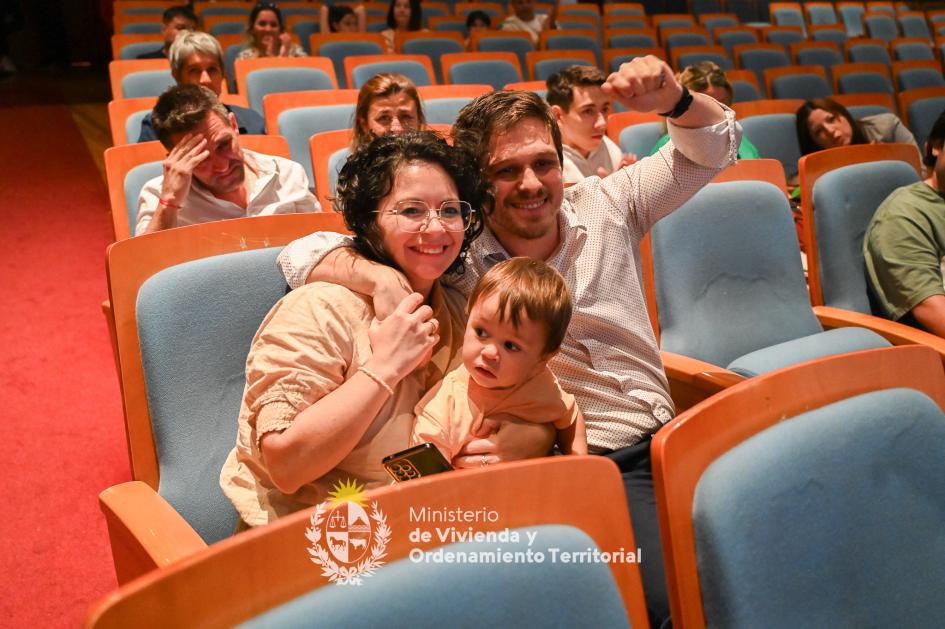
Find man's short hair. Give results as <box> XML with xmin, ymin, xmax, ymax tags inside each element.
<box><xmin>453</xmin><ymin>90</ymin><xmax>564</xmax><ymax>168</ymax></box>
<box><xmin>545</xmin><ymin>65</ymin><xmax>606</xmax><ymax>111</ymax></box>
<box><xmin>151</xmin><ymin>84</ymin><xmax>230</xmax><ymax>149</ymax></box>
<box><xmin>163</xmin><ymin>5</ymin><xmax>197</xmax><ymax>25</ymax></box>
<box><xmin>169</xmin><ymin>31</ymin><xmax>224</xmax><ymax>80</ymax></box>
<box><xmin>924</xmin><ymin>108</ymin><xmax>945</xmax><ymax>168</ymax></box>
<box><xmin>468</xmin><ymin>257</ymin><xmax>573</xmax><ymax>355</ymax></box>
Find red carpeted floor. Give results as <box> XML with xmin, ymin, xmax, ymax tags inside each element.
<box><xmin>0</xmin><ymin>76</ymin><xmax>129</xmax><ymax>627</ymax></box>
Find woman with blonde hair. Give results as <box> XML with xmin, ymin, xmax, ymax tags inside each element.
<box><xmin>649</xmin><ymin>61</ymin><xmax>760</xmax><ymax>159</ymax></box>
<box><xmin>351</xmin><ymin>73</ymin><xmax>426</xmax><ymax>151</ymax></box>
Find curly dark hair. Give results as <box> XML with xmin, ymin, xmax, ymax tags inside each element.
<box><xmin>334</xmin><ymin>130</ymin><xmax>491</xmax><ymax>277</ymax></box>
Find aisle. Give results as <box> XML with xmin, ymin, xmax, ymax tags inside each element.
<box><xmin>0</xmin><ymin>73</ymin><xmax>129</xmax><ymax>627</ymax></box>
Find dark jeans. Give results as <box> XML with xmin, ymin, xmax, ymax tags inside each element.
<box><xmin>604</xmin><ymin>439</ymin><xmax>672</xmax><ymax>629</ymax></box>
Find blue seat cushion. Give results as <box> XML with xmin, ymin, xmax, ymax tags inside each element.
<box><xmin>238</xmin><ymin>524</ymin><xmax>630</xmax><ymax>628</ymax></box>
<box><xmin>726</xmin><ymin>326</ymin><xmax>890</xmax><ymax>377</ymax></box>
<box><xmin>693</xmin><ymin>388</ymin><xmax>945</xmax><ymax>627</ymax></box>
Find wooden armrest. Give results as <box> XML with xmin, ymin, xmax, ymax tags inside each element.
<box><xmin>661</xmin><ymin>351</ymin><xmax>745</xmax><ymax>412</ymax></box>
<box><xmin>813</xmin><ymin>305</ymin><xmax>945</xmax><ymax>365</ymax></box>
<box><xmin>99</xmin><ymin>481</ymin><xmax>208</xmax><ymax>585</ymax></box>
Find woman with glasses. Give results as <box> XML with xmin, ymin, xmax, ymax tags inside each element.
<box><xmin>237</xmin><ymin>4</ymin><xmax>307</xmax><ymax>59</ymax></box>
<box><xmin>352</xmin><ymin>73</ymin><xmax>425</xmax><ymax>151</ymax></box>
<box><xmin>648</xmin><ymin>62</ymin><xmax>760</xmax><ymax>159</ymax></box>
<box><xmin>221</xmin><ymin>131</ymin><xmax>488</xmax><ymax>527</ymax></box>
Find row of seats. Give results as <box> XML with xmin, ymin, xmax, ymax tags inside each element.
<box><xmin>84</xmin><ymin>345</ymin><xmax>945</xmax><ymax>628</ymax></box>
<box><xmin>86</xmin><ymin>148</ymin><xmax>945</xmax><ymax>623</ymax></box>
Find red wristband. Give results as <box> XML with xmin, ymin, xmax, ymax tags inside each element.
<box><xmin>157</xmin><ymin>198</ymin><xmax>181</xmax><ymax>209</ymax></box>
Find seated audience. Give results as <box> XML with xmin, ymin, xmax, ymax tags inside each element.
<box><xmin>796</xmin><ymin>97</ymin><xmax>921</xmax><ymax>160</ymax></box>
<box><xmin>218</xmin><ymin>130</ymin><xmax>525</xmax><ymax>526</ymax></box>
<box><xmin>135</xmin><ymin>85</ymin><xmax>319</xmax><ymax>235</ymax></box>
<box><xmin>276</xmin><ymin>56</ymin><xmax>739</xmax><ymax>627</ymax></box>
<box><xmin>381</xmin><ymin>0</ymin><xmax>424</xmax><ymax>54</ymax></box>
<box><xmin>414</xmin><ymin>257</ymin><xmax>587</xmax><ymax>461</ymax></box>
<box><xmin>320</xmin><ymin>3</ymin><xmax>366</xmax><ymax>33</ymax></box>
<box><xmin>138</xmin><ymin>31</ymin><xmax>265</xmax><ymax>143</ymax></box>
<box><xmin>501</xmin><ymin>0</ymin><xmax>555</xmax><ymax>45</ymax></box>
<box><xmin>865</xmin><ymin>108</ymin><xmax>945</xmax><ymax>336</ymax></box>
<box><xmin>136</xmin><ymin>5</ymin><xmax>196</xmax><ymax>59</ymax></box>
<box><xmin>546</xmin><ymin>65</ymin><xmax>635</xmax><ymax>184</ymax></box>
<box><xmin>237</xmin><ymin>4</ymin><xmax>306</xmax><ymax>59</ymax></box>
<box><xmin>351</xmin><ymin>73</ymin><xmax>425</xmax><ymax>151</ymax></box>
<box><xmin>650</xmin><ymin>62</ymin><xmax>760</xmax><ymax>160</ymax></box>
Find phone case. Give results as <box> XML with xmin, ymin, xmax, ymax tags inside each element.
<box><xmin>382</xmin><ymin>443</ymin><xmax>453</xmax><ymax>482</ymax></box>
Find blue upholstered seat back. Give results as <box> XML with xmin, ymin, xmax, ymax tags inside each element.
<box><xmin>137</xmin><ymin>247</ymin><xmax>289</xmax><ymax>543</ymax></box>
<box><xmin>897</xmin><ymin>68</ymin><xmax>945</xmax><ymax>91</ymax></box>
<box><xmin>847</xmin><ymin>42</ymin><xmax>892</xmax><ymax>65</ymax></box>
<box><xmin>839</xmin><ymin>4</ymin><xmax>865</xmax><ymax>37</ymax></box>
<box><xmin>770</xmin><ymin>73</ymin><xmax>832</xmax><ymax>100</ymax></box>
<box><xmin>618</xmin><ymin>122</ymin><xmax>664</xmax><ymax>157</ymax></box>
<box><xmin>121</xmin><ymin>70</ymin><xmax>176</xmax><ymax>98</ymax></box>
<box><xmin>737</xmin><ymin>48</ymin><xmax>790</xmax><ymax>90</ymax></box>
<box><xmin>403</xmin><ymin>38</ymin><xmax>464</xmax><ymax>83</ymax></box>
<box><xmin>738</xmin><ymin>114</ymin><xmax>802</xmax><ymax>178</ymax></box>
<box><xmin>847</xmin><ymin>103</ymin><xmax>893</xmax><ymax>119</ymax></box>
<box><xmin>121</xmin><ymin>22</ymin><xmax>163</xmax><ymax>35</ymax></box>
<box><xmin>811</xmin><ymin>160</ymin><xmax>920</xmax><ymax>313</ymax></box>
<box><xmin>543</xmin><ymin>34</ymin><xmax>602</xmax><ymax>67</ymax></box>
<box><xmin>766</xmin><ymin>29</ymin><xmax>805</xmax><ymax>47</ymax></box>
<box><xmin>119</xmin><ymin>42</ymin><xmax>164</xmax><ymax>60</ymax></box>
<box><xmin>317</xmin><ymin>41</ymin><xmax>384</xmax><ymax>88</ymax></box>
<box><xmin>238</xmin><ymin>525</ymin><xmax>631</xmax><ymax>629</ymax></box>
<box><xmin>795</xmin><ymin>47</ymin><xmax>843</xmax><ymax>77</ymax></box>
<box><xmin>893</xmin><ymin>41</ymin><xmax>935</xmax><ymax>61</ymax></box>
<box><xmin>837</xmin><ymin>71</ymin><xmax>894</xmax><ymax>95</ymax></box>
<box><xmin>351</xmin><ymin>61</ymin><xmax>433</xmax><ymax>89</ymax></box>
<box><xmin>806</xmin><ymin>4</ymin><xmax>837</xmax><ymax>25</ymax></box>
<box><xmin>693</xmin><ymin>388</ymin><xmax>945</xmax><ymax>627</ymax></box>
<box><xmin>865</xmin><ymin>13</ymin><xmax>899</xmax><ymax>43</ymax></box>
<box><xmin>899</xmin><ymin>14</ymin><xmax>932</xmax><ymax>40</ymax></box>
<box><xmin>651</xmin><ymin>181</ymin><xmax>822</xmax><ymax>367</ymax></box>
<box><xmin>811</xmin><ymin>27</ymin><xmax>847</xmax><ymax>45</ymax></box>
<box><xmin>278</xmin><ymin>104</ymin><xmax>356</xmax><ymax>186</ymax></box>
<box><xmin>730</xmin><ymin>79</ymin><xmax>761</xmax><ymax>102</ymax></box>
<box><xmin>124</xmin><ymin>161</ymin><xmax>163</xmax><ymax>234</ymax></box>
<box><xmin>245</xmin><ymin>68</ymin><xmax>337</xmax><ymax>114</ymax></box>
<box><xmin>475</xmin><ymin>36</ymin><xmax>534</xmax><ymax>71</ymax></box>
<box><xmin>448</xmin><ymin>60</ymin><xmax>521</xmax><ymax>90</ymax></box>
<box><xmin>424</xmin><ymin>96</ymin><xmax>475</xmax><ymax>124</ymax></box>
<box><xmin>208</xmin><ymin>21</ymin><xmax>245</xmax><ymax>37</ymax></box>
<box><xmin>534</xmin><ymin>57</ymin><xmax>594</xmax><ymax>82</ymax></box>
<box><xmin>124</xmin><ymin>108</ymin><xmax>151</xmax><ymax>144</ymax></box>
<box><xmin>608</xmin><ymin>32</ymin><xmax>657</xmax><ymax>48</ymax></box>
<box><xmin>907</xmin><ymin>95</ymin><xmax>945</xmax><ymax>151</ymax></box>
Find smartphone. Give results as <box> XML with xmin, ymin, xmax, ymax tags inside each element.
<box><xmin>382</xmin><ymin>443</ymin><xmax>453</xmax><ymax>482</ymax></box>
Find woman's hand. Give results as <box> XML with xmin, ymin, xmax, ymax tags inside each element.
<box><xmin>278</xmin><ymin>32</ymin><xmax>292</xmax><ymax>56</ymax></box>
<box><xmin>451</xmin><ymin>415</ymin><xmax>556</xmax><ymax>468</ymax></box>
<box><xmin>364</xmin><ymin>292</ymin><xmax>439</xmax><ymax>387</ymax></box>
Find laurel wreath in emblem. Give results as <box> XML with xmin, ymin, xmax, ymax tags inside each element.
<box><xmin>305</xmin><ymin>500</ymin><xmax>390</xmax><ymax>586</ymax></box>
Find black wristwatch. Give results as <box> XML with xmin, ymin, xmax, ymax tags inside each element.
<box><xmin>658</xmin><ymin>86</ymin><xmax>693</xmax><ymax>119</ymax></box>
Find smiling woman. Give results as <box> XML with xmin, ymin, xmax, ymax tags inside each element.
<box><xmin>219</xmin><ymin>131</ymin><xmax>490</xmax><ymax>527</ymax></box>
<box><xmin>237</xmin><ymin>4</ymin><xmax>307</xmax><ymax>59</ymax></box>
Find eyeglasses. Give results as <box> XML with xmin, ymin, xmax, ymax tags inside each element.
<box><xmin>378</xmin><ymin>200</ymin><xmax>475</xmax><ymax>233</ymax></box>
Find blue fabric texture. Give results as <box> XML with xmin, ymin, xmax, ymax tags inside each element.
<box><xmin>424</xmin><ymin>97</ymin><xmax>475</xmax><ymax>125</ymax></box>
<box><xmin>534</xmin><ymin>57</ymin><xmax>593</xmax><ymax>81</ymax></box>
<box><xmin>770</xmin><ymin>73</ymin><xmax>832</xmax><ymax>100</ymax></box>
<box><xmin>837</xmin><ymin>71</ymin><xmax>894</xmax><ymax>95</ymax></box>
<box><xmin>618</xmin><ymin>122</ymin><xmax>664</xmax><ymax>157</ymax></box>
<box><xmin>812</xmin><ymin>160</ymin><xmax>920</xmax><ymax>313</ymax></box>
<box><xmin>402</xmin><ymin>38</ymin><xmax>464</xmax><ymax>83</ymax></box>
<box><xmin>693</xmin><ymin>388</ymin><xmax>945</xmax><ymax>628</ymax></box>
<box><xmin>121</xmin><ymin>70</ymin><xmax>176</xmax><ymax>98</ymax></box>
<box><xmin>137</xmin><ymin>247</ymin><xmax>290</xmax><ymax>544</ymax></box>
<box><xmin>317</xmin><ymin>40</ymin><xmax>384</xmax><ymax>88</ymax></box>
<box><xmin>737</xmin><ymin>48</ymin><xmax>790</xmax><ymax>93</ymax></box>
<box><xmin>124</xmin><ymin>161</ymin><xmax>163</xmax><ymax>231</ymax></box>
<box><xmin>897</xmin><ymin>68</ymin><xmax>945</xmax><ymax>91</ymax></box>
<box><xmin>907</xmin><ymin>95</ymin><xmax>945</xmax><ymax>153</ymax></box>
<box><xmin>279</xmin><ymin>104</ymin><xmax>356</xmax><ymax>186</ymax></box>
<box><xmin>652</xmin><ymin>181</ymin><xmax>823</xmax><ymax>367</ymax></box>
<box><xmin>725</xmin><ymin>326</ymin><xmax>890</xmax><ymax>377</ymax></box>
<box><xmin>738</xmin><ymin>113</ymin><xmax>802</xmax><ymax>177</ymax></box>
<box><xmin>352</xmin><ymin>61</ymin><xmax>433</xmax><ymax>89</ymax></box>
<box><xmin>246</xmin><ymin>68</ymin><xmax>336</xmax><ymax>114</ymax></box>
<box><xmin>847</xmin><ymin>42</ymin><xmax>892</xmax><ymax>65</ymax></box>
<box><xmin>449</xmin><ymin>60</ymin><xmax>521</xmax><ymax>90</ymax></box>
<box><xmin>239</xmin><ymin>525</ymin><xmax>632</xmax><ymax>629</ymax></box>
<box><xmin>476</xmin><ymin>36</ymin><xmax>534</xmax><ymax>72</ymax></box>
<box><xmin>865</xmin><ymin>13</ymin><xmax>898</xmax><ymax>43</ymax></box>
<box><xmin>122</xmin><ymin>42</ymin><xmax>163</xmax><ymax>59</ymax></box>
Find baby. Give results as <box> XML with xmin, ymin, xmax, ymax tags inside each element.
<box><xmin>413</xmin><ymin>257</ymin><xmax>587</xmax><ymax>461</ymax></box>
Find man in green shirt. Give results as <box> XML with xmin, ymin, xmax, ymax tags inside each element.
<box><xmin>865</xmin><ymin>109</ymin><xmax>945</xmax><ymax>335</ymax></box>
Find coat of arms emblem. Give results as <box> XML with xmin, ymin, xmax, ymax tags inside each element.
<box><xmin>306</xmin><ymin>479</ymin><xmax>390</xmax><ymax>585</ymax></box>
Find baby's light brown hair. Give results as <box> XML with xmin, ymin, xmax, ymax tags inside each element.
<box><xmin>468</xmin><ymin>257</ymin><xmax>573</xmax><ymax>355</ymax></box>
